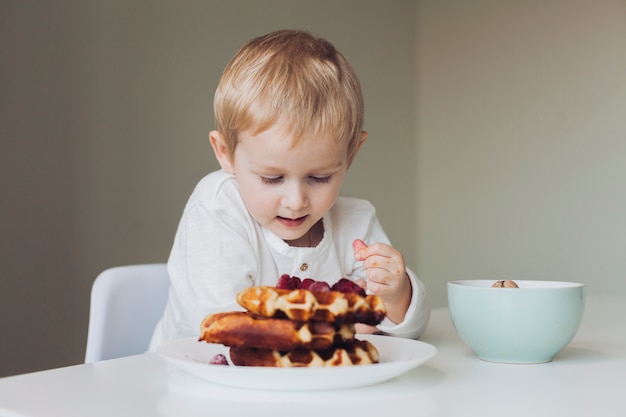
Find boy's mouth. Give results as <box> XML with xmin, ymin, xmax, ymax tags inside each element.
<box><xmin>277</xmin><ymin>215</ymin><xmax>308</xmax><ymax>228</ymax></box>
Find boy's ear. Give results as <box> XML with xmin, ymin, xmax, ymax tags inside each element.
<box><xmin>209</xmin><ymin>130</ymin><xmax>235</xmax><ymax>173</ymax></box>
<box><xmin>348</xmin><ymin>131</ymin><xmax>368</xmax><ymax>167</ymax></box>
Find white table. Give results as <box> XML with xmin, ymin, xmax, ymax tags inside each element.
<box><xmin>1</xmin><ymin>294</ymin><xmax>624</xmax><ymax>417</ymax></box>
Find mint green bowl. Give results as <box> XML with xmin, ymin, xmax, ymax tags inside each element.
<box><xmin>447</xmin><ymin>280</ymin><xmax>585</xmax><ymax>364</ymax></box>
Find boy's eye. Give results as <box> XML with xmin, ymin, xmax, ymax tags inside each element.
<box><xmin>310</xmin><ymin>175</ymin><xmax>332</xmax><ymax>184</ymax></box>
<box><xmin>260</xmin><ymin>176</ymin><xmax>283</xmax><ymax>185</ymax></box>
<box><xmin>260</xmin><ymin>175</ymin><xmax>332</xmax><ymax>185</ymax></box>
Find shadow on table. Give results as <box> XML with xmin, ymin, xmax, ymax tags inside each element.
<box><xmin>157</xmin><ymin>364</ymin><xmax>446</xmax><ymax>417</ymax></box>
<box><xmin>553</xmin><ymin>345</ymin><xmax>610</xmax><ymax>363</ymax></box>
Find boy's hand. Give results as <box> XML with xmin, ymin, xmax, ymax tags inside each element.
<box><xmin>352</xmin><ymin>239</ymin><xmax>412</xmax><ymax>324</ymax></box>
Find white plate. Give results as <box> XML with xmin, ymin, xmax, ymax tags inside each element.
<box><xmin>158</xmin><ymin>334</ymin><xmax>437</xmax><ymax>391</ymax></box>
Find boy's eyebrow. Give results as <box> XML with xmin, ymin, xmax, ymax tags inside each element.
<box><xmin>252</xmin><ymin>160</ymin><xmax>344</xmax><ymax>173</ymax></box>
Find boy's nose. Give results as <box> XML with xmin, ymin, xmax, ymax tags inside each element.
<box><xmin>282</xmin><ymin>182</ymin><xmax>308</xmax><ymax>211</ymax></box>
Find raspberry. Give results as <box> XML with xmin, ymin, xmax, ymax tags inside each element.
<box><xmin>209</xmin><ymin>353</ymin><xmax>229</xmax><ymax>365</ymax></box>
<box><xmin>276</xmin><ymin>274</ymin><xmax>291</xmax><ymax>289</ymax></box>
<box><xmin>277</xmin><ymin>275</ymin><xmax>365</xmax><ymax>296</ymax></box>
<box><xmin>308</xmin><ymin>281</ymin><xmax>331</xmax><ymax>292</ymax></box>
<box><xmin>276</xmin><ymin>274</ymin><xmax>301</xmax><ymax>289</ymax></box>
<box><xmin>300</xmin><ymin>278</ymin><xmax>315</xmax><ymax>290</ymax></box>
<box><xmin>331</xmin><ymin>278</ymin><xmax>366</xmax><ymax>296</ymax></box>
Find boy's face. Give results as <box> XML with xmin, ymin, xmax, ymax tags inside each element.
<box><xmin>213</xmin><ymin>123</ymin><xmax>354</xmax><ymax>245</ymax></box>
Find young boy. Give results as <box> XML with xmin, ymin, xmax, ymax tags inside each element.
<box><xmin>149</xmin><ymin>29</ymin><xmax>429</xmax><ymax>350</ymax></box>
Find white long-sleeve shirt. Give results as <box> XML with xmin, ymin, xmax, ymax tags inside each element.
<box><xmin>149</xmin><ymin>170</ymin><xmax>430</xmax><ymax>350</ymax></box>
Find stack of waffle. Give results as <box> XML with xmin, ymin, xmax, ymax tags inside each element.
<box><xmin>199</xmin><ymin>276</ymin><xmax>387</xmax><ymax>367</ymax></box>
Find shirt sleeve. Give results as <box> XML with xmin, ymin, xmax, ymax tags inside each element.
<box><xmin>149</xmin><ymin>182</ymin><xmax>260</xmax><ymax>349</ymax></box>
<box><xmin>376</xmin><ymin>267</ymin><xmax>431</xmax><ymax>339</ymax></box>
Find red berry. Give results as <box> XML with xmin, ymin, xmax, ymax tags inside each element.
<box><xmin>331</xmin><ymin>278</ymin><xmax>366</xmax><ymax>296</ymax></box>
<box><xmin>308</xmin><ymin>281</ymin><xmax>331</xmax><ymax>292</ymax></box>
<box><xmin>276</xmin><ymin>274</ymin><xmax>291</xmax><ymax>289</ymax></box>
<box><xmin>276</xmin><ymin>274</ymin><xmax>301</xmax><ymax>289</ymax></box>
<box><xmin>209</xmin><ymin>353</ymin><xmax>229</xmax><ymax>365</ymax></box>
<box><xmin>300</xmin><ymin>278</ymin><xmax>315</xmax><ymax>290</ymax></box>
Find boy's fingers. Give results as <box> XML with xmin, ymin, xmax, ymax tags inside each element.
<box><xmin>354</xmin><ymin>278</ymin><xmax>367</xmax><ymax>290</ymax></box>
<box><xmin>352</xmin><ymin>239</ymin><xmax>368</xmax><ymax>260</ymax></box>
<box><xmin>352</xmin><ymin>239</ymin><xmax>368</xmax><ymax>252</ymax></box>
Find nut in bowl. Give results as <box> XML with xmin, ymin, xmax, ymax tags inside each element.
<box><xmin>447</xmin><ymin>280</ymin><xmax>585</xmax><ymax>364</ymax></box>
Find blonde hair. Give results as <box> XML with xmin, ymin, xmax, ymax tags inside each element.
<box><xmin>214</xmin><ymin>29</ymin><xmax>364</xmax><ymax>162</ymax></box>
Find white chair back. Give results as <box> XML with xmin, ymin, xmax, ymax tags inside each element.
<box><xmin>85</xmin><ymin>264</ymin><xmax>169</xmax><ymax>363</ymax></box>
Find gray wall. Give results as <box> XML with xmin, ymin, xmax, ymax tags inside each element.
<box><xmin>2</xmin><ymin>0</ymin><xmax>625</xmax><ymax>377</ymax></box>
<box><xmin>415</xmin><ymin>0</ymin><xmax>626</xmax><ymax>301</ymax></box>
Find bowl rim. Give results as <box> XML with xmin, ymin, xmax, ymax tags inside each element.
<box><xmin>447</xmin><ymin>279</ymin><xmax>584</xmax><ymax>289</ymax></box>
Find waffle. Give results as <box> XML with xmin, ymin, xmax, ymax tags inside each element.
<box><xmin>229</xmin><ymin>338</ymin><xmax>379</xmax><ymax>367</ymax></box>
<box><xmin>236</xmin><ymin>286</ymin><xmax>386</xmax><ymax>325</ymax></box>
<box><xmin>199</xmin><ymin>311</ymin><xmax>356</xmax><ymax>351</ymax></box>
<box><xmin>200</xmin><ymin>277</ymin><xmax>386</xmax><ymax>367</ymax></box>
